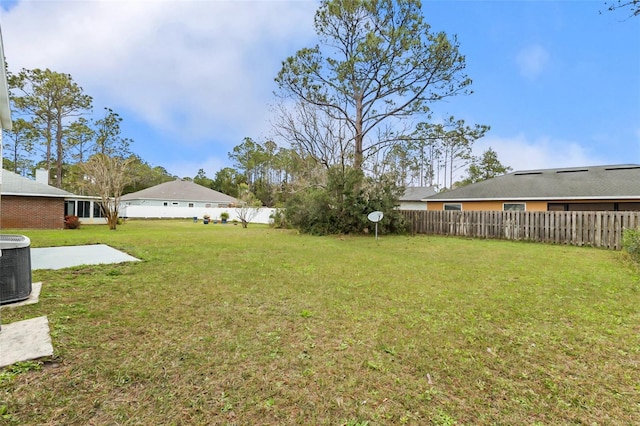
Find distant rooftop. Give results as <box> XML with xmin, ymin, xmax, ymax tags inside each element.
<box><xmin>121</xmin><ymin>179</ymin><xmax>237</xmax><ymax>203</ymax></box>
<box><xmin>399</xmin><ymin>186</ymin><xmax>438</xmax><ymax>202</ymax></box>
<box><xmin>1</xmin><ymin>169</ymin><xmax>72</xmax><ymax>198</ymax></box>
<box><xmin>427</xmin><ymin>164</ymin><xmax>640</xmax><ymax>201</ymax></box>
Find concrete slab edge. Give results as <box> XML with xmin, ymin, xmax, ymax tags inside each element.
<box><xmin>0</xmin><ymin>282</ymin><xmax>42</xmax><ymax>309</ymax></box>
<box><xmin>0</xmin><ymin>316</ymin><xmax>54</xmax><ymax>368</ymax></box>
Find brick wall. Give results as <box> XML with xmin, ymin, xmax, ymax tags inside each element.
<box><xmin>1</xmin><ymin>195</ymin><xmax>65</xmax><ymax>229</ymax></box>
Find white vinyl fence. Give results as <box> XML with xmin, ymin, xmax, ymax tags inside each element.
<box><xmin>120</xmin><ymin>205</ymin><xmax>277</xmax><ymax>225</ymax></box>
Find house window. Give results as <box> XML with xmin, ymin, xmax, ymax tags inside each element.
<box><xmin>77</xmin><ymin>201</ymin><xmax>91</xmax><ymax>218</ymax></box>
<box><xmin>548</xmin><ymin>203</ymin><xmax>566</xmax><ymax>211</ymax></box>
<box><xmin>163</xmin><ymin>202</ymin><xmax>168</xmax><ymax>207</ymax></box>
<box><xmin>503</xmin><ymin>203</ymin><xmax>525</xmax><ymax>211</ymax></box>
<box><xmin>205</xmin><ymin>203</ymin><xmax>212</xmax><ymax>208</ymax></box>
<box><xmin>444</xmin><ymin>203</ymin><xmax>462</xmax><ymax>211</ymax></box>
<box><xmin>93</xmin><ymin>202</ymin><xmax>106</xmax><ymax>218</ymax></box>
<box><xmin>172</xmin><ymin>202</ymin><xmax>179</xmax><ymax>206</ymax></box>
<box><xmin>188</xmin><ymin>203</ymin><xmax>194</xmax><ymax>208</ymax></box>
<box><xmin>65</xmin><ymin>200</ymin><xmax>75</xmax><ymax>216</ymax></box>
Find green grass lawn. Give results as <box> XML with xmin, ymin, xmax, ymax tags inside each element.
<box><xmin>1</xmin><ymin>220</ymin><xmax>638</xmax><ymax>425</ymax></box>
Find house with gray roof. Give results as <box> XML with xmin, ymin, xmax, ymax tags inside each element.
<box><xmin>120</xmin><ymin>179</ymin><xmax>238</xmax><ymax>219</ymax></box>
<box><xmin>1</xmin><ymin>169</ymin><xmax>107</xmax><ymax>228</ymax></box>
<box><xmin>2</xmin><ymin>169</ymin><xmax>72</xmax><ymax>228</ymax></box>
<box><xmin>397</xmin><ymin>186</ymin><xmax>437</xmax><ymax>210</ymax></box>
<box><xmin>425</xmin><ymin>164</ymin><xmax>640</xmax><ymax>212</ymax></box>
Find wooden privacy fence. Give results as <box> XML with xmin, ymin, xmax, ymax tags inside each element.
<box><xmin>400</xmin><ymin>210</ymin><xmax>640</xmax><ymax>250</ymax></box>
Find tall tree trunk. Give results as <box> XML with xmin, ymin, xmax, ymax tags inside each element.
<box><xmin>11</xmin><ymin>142</ymin><xmax>17</xmax><ymax>173</ymax></box>
<box><xmin>45</xmin><ymin>118</ymin><xmax>52</xmax><ymax>184</ymax></box>
<box><xmin>56</xmin><ymin>115</ymin><xmax>64</xmax><ymax>188</ymax></box>
<box><xmin>108</xmin><ymin>211</ymin><xmax>117</xmax><ymax>230</ymax></box>
<box><xmin>354</xmin><ymin>92</ymin><xmax>364</xmax><ymax>170</ymax></box>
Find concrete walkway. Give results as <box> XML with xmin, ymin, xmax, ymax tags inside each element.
<box><xmin>0</xmin><ymin>245</ymin><xmax>140</xmax><ymax>368</ymax></box>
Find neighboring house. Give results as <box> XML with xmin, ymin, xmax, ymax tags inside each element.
<box><xmin>32</xmin><ymin>169</ymin><xmax>108</xmax><ymax>226</ymax></box>
<box><xmin>1</xmin><ymin>169</ymin><xmax>107</xmax><ymax>228</ymax></box>
<box><xmin>120</xmin><ymin>179</ymin><xmax>239</xmax><ymax>219</ymax></box>
<box><xmin>397</xmin><ymin>186</ymin><xmax>437</xmax><ymax>210</ymax></box>
<box><xmin>1</xmin><ymin>169</ymin><xmax>72</xmax><ymax>229</ymax></box>
<box><xmin>425</xmin><ymin>164</ymin><xmax>640</xmax><ymax>212</ymax></box>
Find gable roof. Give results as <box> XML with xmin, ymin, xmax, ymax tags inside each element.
<box><xmin>121</xmin><ymin>179</ymin><xmax>238</xmax><ymax>204</ymax></box>
<box><xmin>1</xmin><ymin>169</ymin><xmax>73</xmax><ymax>198</ymax></box>
<box><xmin>399</xmin><ymin>186</ymin><xmax>438</xmax><ymax>202</ymax></box>
<box><xmin>427</xmin><ymin>164</ymin><xmax>640</xmax><ymax>202</ymax></box>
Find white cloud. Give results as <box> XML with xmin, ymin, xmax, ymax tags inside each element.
<box><xmin>473</xmin><ymin>133</ymin><xmax>604</xmax><ymax>172</ymax></box>
<box><xmin>515</xmin><ymin>44</ymin><xmax>550</xmax><ymax>79</ymax></box>
<box><xmin>2</xmin><ymin>0</ymin><xmax>318</xmax><ymax>146</ymax></box>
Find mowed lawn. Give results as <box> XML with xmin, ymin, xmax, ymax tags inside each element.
<box><xmin>1</xmin><ymin>220</ymin><xmax>638</xmax><ymax>425</ymax></box>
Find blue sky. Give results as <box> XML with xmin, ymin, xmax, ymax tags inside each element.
<box><xmin>0</xmin><ymin>0</ymin><xmax>638</xmax><ymax>180</ymax></box>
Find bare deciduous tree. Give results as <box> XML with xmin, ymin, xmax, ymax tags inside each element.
<box><xmin>272</xmin><ymin>101</ymin><xmax>352</xmax><ymax>169</ymax></box>
<box><xmin>235</xmin><ymin>183</ymin><xmax>263</xmax><ymax>228</ymax></box>
<box><xmin>80</xmin><ymin>153</ymin><xmax>133</xmax><ymax>230</ymax></box>
<box><xmin>604</xmin><ymin>0</ymin><xmax>639</xmax><ymax>18</ymax></box>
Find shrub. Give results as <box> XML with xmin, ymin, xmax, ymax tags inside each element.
<box><xmin>284</xmin><ymin>166</ymin><xmax>407</xmax><ymax>235</ymax></box>
<box><xmin>64</xmin><ymin>215</ymin><xmax>81</xmax><ymax>229</ymax></box>
<box><xmin>269</xmin><ymin>209</ymin><xmax>290</xmax><ymax>229</ymax></box>
<box><xmin>220</xmin><ymin>211</ymin><xmax>230</xmax><ymax>221</ymax></box>
<box><xmin>623</xmin><ymin>227</ymin><xmax>640</xmax><ymax>262</ymax></box>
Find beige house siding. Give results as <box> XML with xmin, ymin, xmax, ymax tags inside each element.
<box><xmin>428</xmin><ymin>200</ymin><xmax>546</xmax><ymax>211</ymax></box>
<box><xmin>427</xmin><ymin>199</ymin><xmax>640</xmax><ymax>212</ymax></box>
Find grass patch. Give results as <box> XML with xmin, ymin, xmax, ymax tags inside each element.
<box><xmin>1</xmin><ymin>220</ymin><xmax>639</xmax><ymax>424</ymax></box>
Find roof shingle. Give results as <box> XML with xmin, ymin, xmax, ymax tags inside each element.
<box><xmin>121</xmin><ymin>179</ymin><xmax>237</xmax><ymax>203</ymax></box>
<box><xmin>399</xmin><ymin>186</ymin><xmax>437</xmax><ymax>201</ymax></box>
<box><xmin>427</xmin><ymin>164</ymin><xmax>640</xmax><ymax>201</ymax></box>
<box><xmin>1</xmin><ymin>169</ymin><xmax>72</xmax><ymax>197</ymax></box>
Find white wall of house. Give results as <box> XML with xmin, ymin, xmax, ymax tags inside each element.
<box><xmin>79</xmin><ymin>216</ymin><xmax>109</xmax><ymax>225</ymax></box>
<box><xmin>120</xmin><ymin>205</ymin><xmax>276</xmax><ymax>224</ymax></box>
<box><xmin>397</xmin><ymin>201</ymin><xmax>428</xmax><ymax>210</ymax></box>
<box><xmin>122</xmin><ymin>199</ymin><xmax>232</xmax><ymax>208</ymax></box>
